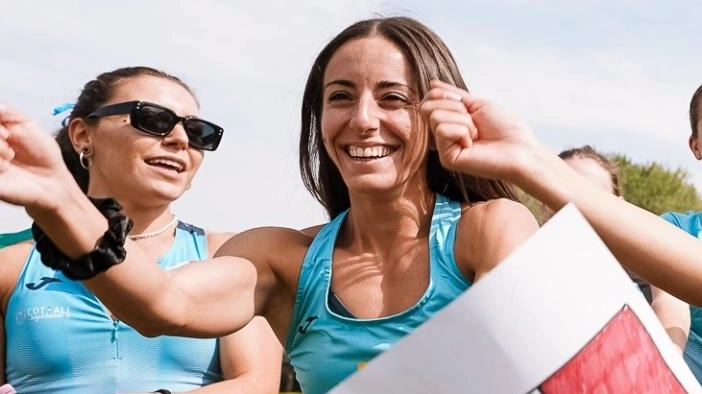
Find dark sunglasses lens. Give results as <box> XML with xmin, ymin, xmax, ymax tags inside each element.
<box><xmin>133</xmin><ymin>105</ymin><xmax>176</xmax><ymax>135</ymax></box>
<box><xmin>184</xmin><ymin>120</ymin><xmax>221</xmax><ymax>150</ymax></box>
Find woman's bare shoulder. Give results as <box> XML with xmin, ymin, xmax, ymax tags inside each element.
<box><xmin>214</xmin><ymin>225</ymin><xmax>319</xmax><ymax>265</ymax></box>
<box><xmin>0</xmin><ymin>243</ymin><xmax>34</xmax><ymax>310</ymax></box>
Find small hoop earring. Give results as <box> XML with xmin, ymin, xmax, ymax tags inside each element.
<box><xmin>79</xmin><ymin>148</ymin><xmax>92</xmax><ymax>170</ymax></box>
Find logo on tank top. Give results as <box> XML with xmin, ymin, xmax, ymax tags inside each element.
<box><xmin>298</xmin><ymin>315</ymin><xmax>319</xmax><ymax>334</ymax></box>
<box><xmin>25</xmin><ymin>276</ymin><xmax>62</xmax><ymax>290</ymax></box>
<box><xmin>15</xmin><ymin>305</ymin><xmax>71</xmax><ymax>323</ymax></box>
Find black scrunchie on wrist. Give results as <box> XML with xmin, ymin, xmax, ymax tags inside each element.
<box><xmin>32</xmin><ymin>197</ymin><xmax>134</xmax><ymax>280</ymax></box>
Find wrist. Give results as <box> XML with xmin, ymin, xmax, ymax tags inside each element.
<box><xmin>33</xmin><ymin>197</ymin><xmax>133</xmax><ymax>280</ymax></box>
<box><xmin>511</xmin><ymin>144</ymin><xmax>573</xmax><ymax>210</ymax></box>
<box><xmin>509</xmin><ymin>143</ymin><xmax>549</xmax><ymax>186</ymax></box>
<box><xmin>28</xmin><ymin>190</ymin><xmax>110</xmax><ymax>261</ymax></box>
<box><xmin>26</xmin><ymin>173</ymin><xmax>88</xmax><ymax>221</ymax></box>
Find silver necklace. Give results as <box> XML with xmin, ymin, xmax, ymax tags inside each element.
<box><xmin>129</xmin><ymin>216</ymin><xmax>178</xmax><ymax>241</ymax></box>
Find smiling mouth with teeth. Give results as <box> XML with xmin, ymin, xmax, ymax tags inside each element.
<box><xmin>145</xmin><ymin>158</ymin><xmax>185</xmax><ymax>173</ymax></box>
<box><xmin>346</xmin><ymin>146</ymin><xmax>393</xmax><ymax>159</ymax></box>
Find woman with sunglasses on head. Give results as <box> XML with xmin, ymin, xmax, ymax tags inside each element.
<box><xmin>0</xmin><ymin>66</ymin><xmax>280</xmax><ymax>394</ymax></box>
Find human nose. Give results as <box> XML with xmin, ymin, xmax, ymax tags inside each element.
<box><xmin>349</xmin><ymin>94</ymin><xmax>379</xmax><ymax>135</ymax></box>
<box><xmin>162</xmin><ymin>121</ymin><xmax>189</xmax><ymax>150</ymax></box>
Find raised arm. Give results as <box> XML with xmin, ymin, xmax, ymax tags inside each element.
<box><xmin>420</xmin><ymin>81</ymin><xmax>702</xmax><ymax>307</ymax></box>
<box><xmin>0</xmin><ymin>103</ymin><xmax>255</xmax><ymax>338</ymax></box>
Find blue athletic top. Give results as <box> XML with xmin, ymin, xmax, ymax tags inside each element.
<box><xmin>285</xmin><ymin>194</ymin><xmax>471</xmax><ymax>394</ymax></box>
<box><xmin>0</xmin><ymin>229</ymin><xmax>32</xmax><ymax>248</ymax></box>
<box><xmin>5</xmin><ymin>221</ymin><xmax>223</xmax><ymax>394</ymax></box>
<box><xmin>661</xmin><ymin>211</ymin><xmax>702</xmax><ymax>384</ymax></box>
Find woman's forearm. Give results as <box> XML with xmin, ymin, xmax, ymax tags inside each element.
<box><xmin>28</xmin><ymin>186</ymin><xmax>255</xmax><ymax>338</ymax></box>
<box><xmin>517</xmin><ymin>145</ymin><xmax>702</xmax><ymax>307</ymax></box>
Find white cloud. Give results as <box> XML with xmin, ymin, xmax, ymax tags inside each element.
<box><xmin>430</xmin><ymin>8</ymin><xmax>702</xmax><ymax>190</ymax></box>
<box><xmin>2</xmin><ymin>0</ymin><xmax>702</xmax><ymax>232</ymax></box>
<box><xmin>0</xmin><ymin>0</ymin><xmax>385</xmax><ymax>231</ymax></box>
<box><xmin>446</xmin><ymin>40</ymin><xmax>689</xmax><ymax>144</ymax></box>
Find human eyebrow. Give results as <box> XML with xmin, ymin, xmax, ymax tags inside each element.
<box><xmin>324</xmin><ymin>79</ymin><xmax>355</xmax><ymax>89</ymax></box>
<box><xmin>377</xmin><ymin>80</ymin><xmax>417</xmax><ymax>97</ymax></box>
<box><xmin>376</xmin><ymin>80</ymin><xmax>419</xmax><ymax>102</ymax></box>
<box><xmin>376</xmin><ymin>80</ymin><xmax>410</xmax><ymax>90</ymax></box>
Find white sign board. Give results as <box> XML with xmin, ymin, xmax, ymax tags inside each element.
<box><xmin>331</xmin><ymin>204</ymin><xmax>700</xmax><ymax>394</ymax></box>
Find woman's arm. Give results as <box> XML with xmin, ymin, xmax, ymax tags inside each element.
<box><xmin>179</xmin><ymin>234</ymin><xmax>283</xmax><ymax>393</ymax></box>
<box><xmin>0</xmin><ymin>104</ymin><xmax>256</xmax><ymax>338</ymax></box>
<box><xmin>420</xmin><ymin>81</ymin><xmax>702</xmax><ymax>307</ymax></box>
<box><xmin>651</xmin><ymin>286</ymin><xmax>690</xmax><ymax>353</ymax></box>
<box><xmin>180</xmin><ymin>317</ymin><xmax>283</xmax><ymax>394</ymax></box>
<box><xmin>455</xmin><ymin>199</ymin><xmax>540</xmax><ymax>283</ymax></box>
<box><xmin>0</xmin><ymin>243</ymin><xmax>33</xmax><ymax>384</ymax></box>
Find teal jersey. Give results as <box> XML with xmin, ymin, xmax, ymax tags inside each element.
<box><xmin>285</xmin><ymin>194</ymin><xmax>471</xmax><ymax>394</ymax></box>
<box><xmin>5</xmin><ymin>221</ymin><xmax>222</xmax><ymax>393</ymax></box>
<box><xmin>0</xmin><ymin>228</ymin><xmax>32</xmax><ymax>248</ymax></box>
<box><xmin>661</xmin><ymin>211</ymin><xmax>702</xmax><ymax>384</ymax></box>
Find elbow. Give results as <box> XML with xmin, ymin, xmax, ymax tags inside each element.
<box><xmin>123</xmin><ymin>256</ymin><xmax>258</xmax><ymax>338</ymax></box>
<box><xmin>220</xmin><ymin>259</ymin><xmax>258</xmax><ymax>334</ymax></box>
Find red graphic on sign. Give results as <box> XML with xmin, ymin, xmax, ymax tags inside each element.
<box><xmin>539</xmin><ymin>306</ymin><xmax>686</xmax><ymax>394</ymax></box>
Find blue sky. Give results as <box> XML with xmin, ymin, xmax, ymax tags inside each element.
<box><xmin>2</xmin><ymin>0</ymin><xmax>702</xmax><ymax>232</ymax></box>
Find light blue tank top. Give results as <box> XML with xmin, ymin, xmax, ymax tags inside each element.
<box><xmin>0</xmin><ymin>229</ymin><xmax>32</xmax><ymax>248</ymax></box>
<box><xmin>661</xmin><ymin>211</ymin><xmax>702</xmax><ymax>384</ymax></box>
<box><xmin>6</xmin><ymin>221</ymin><xmax>222</xmax><ymax>394</ymax></box>
<box><xmin>285</xmin><ymin>194</ymin><xmax>471</xmax><ymax>394</ymax></box>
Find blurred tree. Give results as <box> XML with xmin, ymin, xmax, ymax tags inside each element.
<box><xmin>517</xmin><ymin>154</ymin><xmax>702</xmax><ymax>223</ymax></box>
<box><xmin>612</xmin><ymin>154</ymin><xmax>702</xmax><ymax>215</ymax></box>
<box><xmin>515</xmin><ymin>188</ymin><xmax>551</xmax><ymax>225</ymax></box>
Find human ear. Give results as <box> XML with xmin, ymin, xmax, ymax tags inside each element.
<box><xmin>689</xmin><ymin>135</ymin><xmax>701</xmax><ymax>160</ymax></box>
<box><xmin>68</xmin><ymin>118</ymin><xmax>92</xmax><ymax>154</ymax></box>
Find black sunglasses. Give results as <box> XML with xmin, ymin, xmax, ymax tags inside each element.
<box><xmin>88</xmin><ymin>101</ymin><xmax>224</xmax><ymax>151</ymax></box>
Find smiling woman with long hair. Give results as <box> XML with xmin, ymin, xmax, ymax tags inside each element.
<box><xmin>4</xmin><ymin>18</ymin><xmax>702</xmax><ymax>394</ymax></box>
<box><xmin>0</xmin><ymin>19</ymin><xmax>539</xmax><ymax>394</ymax></box>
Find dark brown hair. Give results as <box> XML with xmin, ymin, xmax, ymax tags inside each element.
<box><xmin>559</xmin><ymin>145</ymin><xmax>620</xmax><ymax>196</ymax></box>
<box><xmin>690</xmin><ymin>84</ymin><xmax>702</xmax><ymax>138</ymax></box>
<box><xmin>55</xmin><ymin>66</ymin><xmax>195</xmax><ymax>192</ymax></box>
<box><xmin>299</xmin><ymin>16</ymin><xmax>516</xmax><ymax>218</ymax></box>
